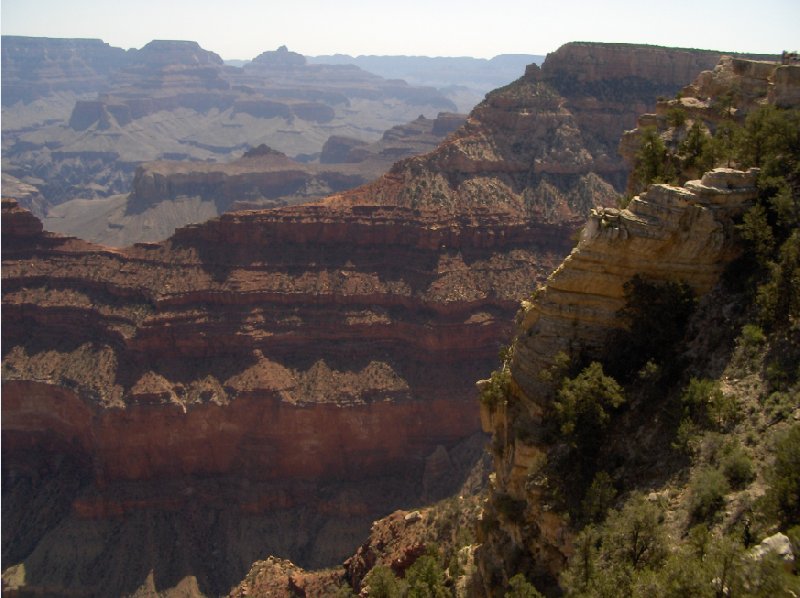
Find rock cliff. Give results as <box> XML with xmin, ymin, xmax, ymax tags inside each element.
<box><xmin>41</xmin><ymin>113</ymin><xmax>467</xmax><ymax>247</ymax></box>
<box><xmin>476</xmin><ymin>54</ymin><xmax>797</xmax><ymax>591</ymax></box>
<box><xmin>1</xmin><ymin>43</ymin><xmax>763</xmax><ymax>597</ymax></box>
<box><xmin>1</xmin><ymin>194</ymin><xmax>569</xmax><ymax>595</ymax></box>
<box><xmin>1</xmin><ymin>37</ymin><xmax>458</xmax><ymax>207</ymax></box>
<box><xmin>477</xmin><ymin>167</ymin><xmax>759</xmax><ymax>586</ymax></box>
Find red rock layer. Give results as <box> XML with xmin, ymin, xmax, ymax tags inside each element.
<box><xmin>2</xmin><ymin>192</ymin><xmax>568</xmax><ymax>593</ymax></box>
<box><xmin>1</xmin><ymin>206</ymin><xmax>566</xmax><ymax>453</ymax></box>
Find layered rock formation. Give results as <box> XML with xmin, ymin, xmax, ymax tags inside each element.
<box><xmin>476</xmin><ymin>167</ymin><xmax>760</xmax><ymax>586</ymax></box>
<box><xmin>322</xmin><ymin>43</ymin><xmax>745</xmax><ymax>223</ymax></box>
<box><xmin>1</xmin><ymin>43</ymin><xmax>760</xmax><ymax>597</ymax></box>
<box><xmin>0</xmin><ymin>36</ymin><xmax>127</xmax><ymax>105</ymax></box>
<box><xmin>476</xmin><ymin>54</ymin><xmax>798</xmax><ymax>590</ymax></box>
<box><xmin>1</xmin><ymin>38</ymin><xmax>458</xmax><ymax>207</ymax></box>
<box><xmin>42</xmin><ymin>113</ymin><xmax>467</xmax><ymax>247</ymax></box>
<box><xmin>1</xmin><ymin>193</ymin><xmax>570</xmax><ymax>594</ymax></box>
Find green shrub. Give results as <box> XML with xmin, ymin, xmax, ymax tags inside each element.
<box><xmin>560</xmin><ymin>495</ymin><xmax>667</xmax><ymax>596</ymax></box>
<box><xmin>757</xmin><ymin>231</ymin><xmax>800</xmax><ymax>331</ymax></box>
<box><xmin>405</xmin><ymin>555</ymin><xmax>449</xmax><ymax>598</ymax></box>
<box><xmin>719</xmin><ymin>442</ymin><xmax>755</xmax><ymax>489</ymax></box>
<box><xmin>636</xmin><ymin>359</ymin><xmax>662</xmax><ymax>383</ymax></box>
<box><xmin>363</xmin><ymin>565</ymin><xmax>405</xmax><ymax>598</ymax></box>
<box><xmin>740</xmin><ymin>323</ymin><xmax>767</xmax><ymax>347</ymax></box>
<box><xmin>666</xmin><ymin>107</ymin><xmax>687</xmax><ymax>128</ymax></box>
<box><xmin>559</xmin><ymin>525</ymin><xmax>601</xmax><ymax>596</ymax></box>
<box><xmin>689</xmin><ymin>466</ymin><xmax>730</xmax><ymax>521</ymax></box>
<box><xmin>707</xmin><ymin>388</ymin><xmax>739</xmax><ymax>432</ymax></box>
<box><xmin>764</xmin><ymin>424</ymin><xmax>800</xmax><ymax>526</ymax></box>
<box><xmin>709</xmin><ymin>119</ymin><xmax>740</xmax><ymax>168</ymax></box>
<box><xmin>738</xmin><ymin>205</ymin><xmax>776</xmax><ymax>271</ymax></box>
<box><xmin>682</xmin><ymin>378</ymin><xmax>718</xmax><ymax>416</ymax></box>
<box><xmin>764</xmin><ymin>391</ymin><xmax>797</xmax><ymax>422</ymax></box>
<box><xmin>333</xmin><ymin>585</ymin><xmax>357</xmax><ymax>598</ymax></box>
<box><xmin>505</xmin><ymin>573</ymin><xmax>544</xmax><ymax>598</ymax></box>
<box><xmin>554</xmin><ymin>362</ymin><xmax>624</xmax><ymax>449</ymax></box>
<box><xmin>632</xmin><ymin>127</ymin><xmax>677</xmax><ymax>191</ymax></box>
<box><xmin>581</xmin><ymin>471</ymin><xmax>617</xmax><ymax>524</ymax></box>
<box><xmin>480</xmin><ymin>368</ymin><xmax>511</xmax><ymax>409</ymax></box>
<box><xmin>679</xmin><ymin>121</ymin><xmax>713</xmax><ymax>174</ymax></box>
<box><xmin>681</xmin><ymin>378</ymin><xmax>738</xmax><ymax>431</ymax></box>
<box><xmin>673</xmin><ymin>417</ymin><xmax>699</xmax><ymax>454</ymax></box>
<box><xmin>602</xmin><ymin>494</ymin><xmax>667</xmax><ymax>571</ymax></box>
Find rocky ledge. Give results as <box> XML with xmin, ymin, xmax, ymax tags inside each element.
<box><xmin>477</xmin><ymin>167</ymin><xmax>759</xmax><ymax>581</ymax></box>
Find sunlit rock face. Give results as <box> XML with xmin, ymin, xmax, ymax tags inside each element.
<box><xmin>477</xmin><ymin>53</ymin><xmax>798</xmax><ymax>590</ymax></box>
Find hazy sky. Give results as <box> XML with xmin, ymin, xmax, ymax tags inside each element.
<box><xmin>2</xmin><ymin>0</ymin><xmax>798</xmax><ymax>60</ymax></box>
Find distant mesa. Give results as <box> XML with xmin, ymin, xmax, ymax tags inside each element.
<box><xmin>242</xmin><ymin>144</ymin><xmax>288</xmax><ymax>159</ymax></box>
<box><xmin>249</xmin><ymin>45</ymin><xmax>307</xmax><ymax>69</ymax></box>
<box><xmin>131</xmin><ymin>39</ymin><xmax>224</xmax><ymax>66</ymax></box>
<box><xmin>2</xmin><ymin>35</ymin><xmax>460</xmax><ymax>210</ymax></box>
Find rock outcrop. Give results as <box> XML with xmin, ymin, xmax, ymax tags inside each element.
<box><xmin>620</xmin><ymin>55</ymin><xmax>799</xmax><ymax>195</ymax></box>
<box><xmin>476</xmin><ymin>54</ymin><xmax>797</xmax><ymax>590</ymax></box>
<box><xmin>477</xmin><ymin>167</ymin><xmax>759</xmax><ymax>586</ymax></box>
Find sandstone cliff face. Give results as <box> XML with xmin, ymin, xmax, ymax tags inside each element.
<box><xmin>475</xmin><ymin>54</ymin><xmax>799</xmax><ymax>591</ymax></box>
<box><xmin>476</xmin><ymin>168</ymin><xmax>759</xmax><ymax>585</ymax></box>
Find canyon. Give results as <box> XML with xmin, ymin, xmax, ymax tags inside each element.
<box><xmin>41</xmin><ymin>112</ymin><xmax>467</xmax><ymax>247</ymax></box>
<box><xmin>1</xmin><ymin>42</ymin><xmax>775</xmax><ymax>596</ymax></box>
<box><xmin>1</xmin><ymin>38</ymin><xmax>458</xmax><ymax>211</ymax></box>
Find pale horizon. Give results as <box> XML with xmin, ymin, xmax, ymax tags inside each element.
<box><xmin>2</xmin><ymin>0</ymin><xmax>798</xmax><ymax>62</ymax></box>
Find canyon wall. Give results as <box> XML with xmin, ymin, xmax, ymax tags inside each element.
<box><xmin>41</xmin><ymin>113</ymin><xmax>466</xmax><ymax>248</ymax></box>
<box><xmin>476</xmin><ymin>55</ymin><xmax>800</xmax><ymax>591</ymax></box>
<box><xmin>1</xmin><ymin>195</ymin><xmax>569</xmax><ymax>595</ymax></box>
<box><xmin>0</xmin><ymin>43</ymin><xmax>760</xmax><ymax>596</ymax></box>
<box><xmin>1</xmin><ymin>38</ymin><xmax>458</xmax><ymax>209</ymax></box>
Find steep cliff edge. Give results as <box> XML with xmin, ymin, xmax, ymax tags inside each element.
<box><xmin>477</xmin><ymin>168</ymin><xmax>759</xmax><ymax>585</ymax></box>
<box><xmin>475</xmin><ymin>55</ymin><xmax>800</xmax><ymax>595</ymax></box>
